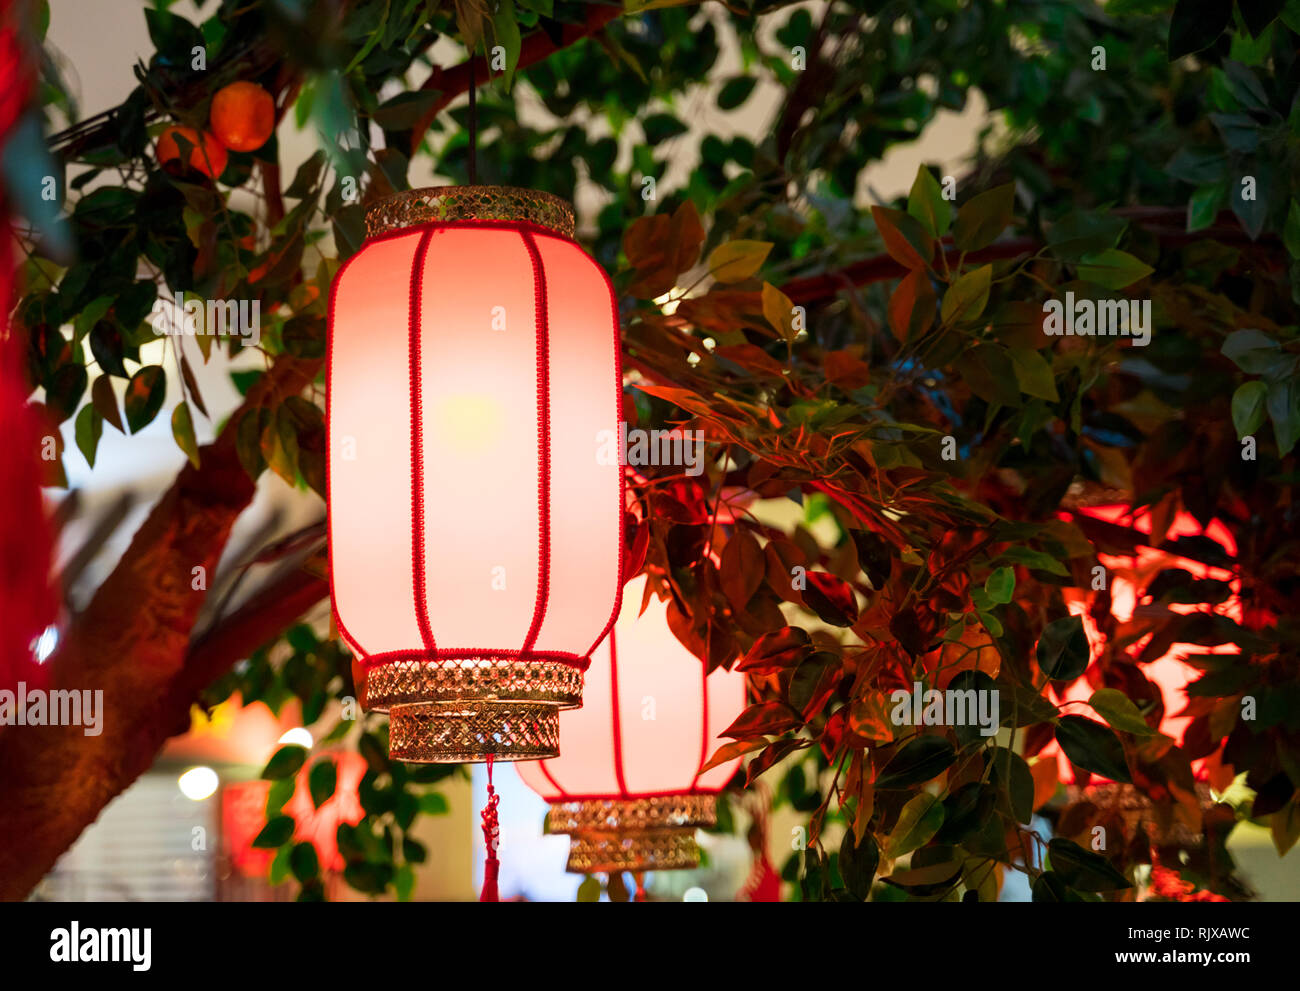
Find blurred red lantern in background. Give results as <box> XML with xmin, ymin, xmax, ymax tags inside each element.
<box><xmin>328</xmin><ymin>187</ymin><xmax>624</xmax><ymax>763</ymax></box>
<box><xmin>1044</xmin><ymin>504</ymin><xmax>1242</xmax><ymax>789</ymax></box>
<box><xmin>518</xmin><ymin>574</ymin><xmax>747</xmax><ymax>874</ymax></box>
<box><xmin>223</xmin><ymin>751</ymin><xmax>365</xmax><ymax>877</ymax></box>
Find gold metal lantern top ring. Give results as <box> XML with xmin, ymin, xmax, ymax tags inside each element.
<box><xmin>364</xmin><ymin>185</ymin><xmax>576</xmax><ymax>239</ymax></box>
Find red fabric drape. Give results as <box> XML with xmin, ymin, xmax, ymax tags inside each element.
<box><xmin>0</xmin><ymin>11</ymin><xmax>58</xmax><ymax>693</ymax></box>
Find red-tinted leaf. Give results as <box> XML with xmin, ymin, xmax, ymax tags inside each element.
<box><xmin>735</xmin><ymin>626</ymin><xmax>812</xmax><ymax>673</ymax></box>
<box><xmin>720</xmin><ymin>700</ymin><xmax>803</xmax><ymax>739</ymax></box>
<box><xmin>801</xmin><ymin>571</ymin><xmax>859</xmax><ymax>627</ymax></box>
<box><xmin>720</xmin><ymin>528</ymin><xmax>765</xmax><ymax>611</ymax></box>
<box><xmin>700</xmin><ymin>737</ymin><xmax>767</xmax><ymax>774</ymax></box>
<box><xmin>746</xmin><ymin>738</ymin><xmax>810</xmax><ymax>786</ymax></box>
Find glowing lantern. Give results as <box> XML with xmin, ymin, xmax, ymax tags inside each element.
<box><xmin>517</xmin><ymin>574</ymin><xmax>747</xmax><ymax>874</ymax></box>
<box><xmin>328</xmin><ymin>187</ymin><xmax>624</xmax><ymax>763</ymax></box>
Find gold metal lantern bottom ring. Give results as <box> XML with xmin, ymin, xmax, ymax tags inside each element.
<box><xmin>547</xmin><ymin>795</ymin><xmax>718</xmax><ymax>874</ymax></box>
<box><xmin>362</xmin><ymin>656</ymin><xmax>583</xmax><ymax>763</ymax></box>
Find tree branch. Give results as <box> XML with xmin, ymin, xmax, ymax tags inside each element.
<box><xmin>0</xmin><ymin>356</ymin><xmax>321</xmax><ymax>900</ymax></box>
<box><xmin>407</xmin><ymin>6</ymin><xmax>621</xmax><ymax>156</ymax></box>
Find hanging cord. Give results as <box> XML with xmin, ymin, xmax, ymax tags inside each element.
<box><xmin>467</xmin><ymin>48</ymin><xmax>478</xmax><ymax>185</ymax></box>
<box><xmin>479</xmin><ymin>752</ymin><xmax>500</xmax><ymax>901</ymax></box>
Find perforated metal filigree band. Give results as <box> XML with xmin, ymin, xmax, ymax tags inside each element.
<box><xmin>366</xmin><ymin>186</ymin><xmax>575</xmax><ymax>239</ymax></box>
<box><xmin>362</xmin><ymin>656</ymin><xmax>583</xmax><ymax>712</ymax></box>
<box><xmin>388</xmin><ymin>700</ymin><xmax>560</xmax><ymax>763</ymax></box>
<box><xmin>547</xmin><ymin>794</ymin><xmax>717</xmax><ymax>833</ymax></box>
<box><xmin>547</xmin><ymin>795</ymin><xmax>717</xmax><ymax>874</ymax></box>
<box><xmin>566</xmin><ymin>830</ymin><xmax>701</xmax><ymax>874</ymax></box>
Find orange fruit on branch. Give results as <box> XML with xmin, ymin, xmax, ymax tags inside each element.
<box><xmin>156</xmin><ymin>126</ymin><xmax>228</xmax><ymax>179</ymax></box>
<box><xmin>209</xmin><ymin>81</ymin><xmax>276</xmax><ymax>153</ymax></box>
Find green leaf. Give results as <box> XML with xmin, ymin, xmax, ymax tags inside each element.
<box><xmin>989</xmin><ymin>747</ymin><xmax>1035</xmax><ymax>824</ymax></box>
<box><xmin>951</xmin><ymin>183</ymin><xmax>1015</xmax><ymax>252</ymax></box>
<box><xmin>1055</xmin><ymin>715</ymin><xmax>1131</xmax><ymax>783</ymax></box>
<box><xmin>707</xmin><ymin>240</ymin><xmax>772</xmax><ymax>283</ymax></box>
<box><xmin>72</xmin><ymin>296</ymin><xmax>114</xmax><ymax>345</ymax></box>
<box><xmin>998</xmin><ymin>546</ymin><xmax>1070</xmax><ymax>576</ymax></box>
<box><xmin>124</xmin><ymin>366</ymin><xmax>166</xmax><ymax>434</ymax></box>
<box><xmin>1187</xmin><ymin>182</ymin><xmax>1226</xmax><ymax>232</ymax></box>
<box><xmin>875</xmin><ymin>736</ymin><xmax>956</xmax><ymax>789</ymax></box>
<box><xmin>642</xmin><ymin>112</ymin><xmax>688</xmax><ymax>145</ymax></box>
<box><xmin>1032</xmin><ymin>870</ymin><xmax>1084</xmax><ymax>901</ymax></box>
<box><xmin>171</xmin><ymin>402</ymin><xmax>200</xmax><ymax>468</ymax></box>
<box><xmin>1047</xmin><ymin>837</ymin><xmax>1132</xmax><ymax>891</ymax></box>
<box><xmin>1285</xmin><ymin>199</ymin><xmax>1300</xmax><ymax>259</ymax></box>
<box><xmin>885</xmin><ymin>793</ymin><xmax>945</xmax><ymax>858</ymax></box>
<box><xmin>1009</xmin><ymin>347</ymin><xmax>1060</xmax><ymax>402</ymax></box>
<box><xmin>1088</xmin><ymin>688</ymin><xmax>1157</xmax><ymax>737</ymax></box>
<box><xmin>74</xmin><ymin>403</ymin><xmax>103</xmax><ymax>468</ymax></box>
<box><xmin>262</xmin><ymin>744</ymin><xmax>308</xmax><ymax>781</ymax></box>
<box><xmin>1077</xmin><ymin>249</ymin><xmax>1153</xmax><ymax>289</ymax></box>
<box><xmin>907</xmin><ymin>165</ymin><xmax>951</xmax><ymax>237</ymax></box>
<box><xmin>717</xmin><ymin>76</ymin><xmax>757</xmax><ymax>110</ymax></box>
<box><xmin>1036</xmin><ymin>614</ymin><xmax>1090</xmax><ymax>681</ymax></box>
<box><xmin>1266</xmin><ymin>378</ymin><xmax>1300</xmax><ymax>455</ymax></box>
<box><xmin>941</xmin><ymin>264</ymin><xmax>991</xmax><ymax>326</ymax></box>
<box><xmin>308</xmin><ymin>759</ymin><xmax>337</xmax><ymax>809</ymax></box>
<box><xmin>252</xmin><ymin>815</ymin><xmax>296</xmax><ymax>849</ymax></box>
<box><xmin>265</xmin><ymin>775</ymin><xmax>296</xmax><ymax>817</ymax></box>
<box><xmin>1222</xmin><ymin>328</ymin><xmax>1290</xmax><ymax>378</ymax></box>
<box><xmin>491</xmin><ymin>0</ymin><xmax>522</xmax><ymax>90</ymax></box>
<box><xmin>1167</xmin><ymin>0</ymin><xmax>1232</xmax><ymax>59</ymax></box>
<box><xmin>839</xmin><ymin>828</ymin><xmax>879</xmax><ymax>899</ymax></box>
<box><xmin>954</xmin><ymin>344</ymin><xmax>1020</xmax><ymax>407</ymax></box>
<box><xmin>1047</xmin><ymin>211</ymin><xmax>1127</xmax><ymax>262</ymax></box>
<box><xmin>984</xmin><ymin>566</ymin><xmax>1015</xmax><ymax>604</ymax></box>
<box><xmin>1232</xmin><ymin>381</ymin><xmax>1268</xmax><ymax>438</ymax></box>
<box><xmin>289</xmin><ymin>841</ymin><xmax>320</xmax><ymax>882</ymax></box>
<box><xmin>418</xmin><ymin>792</ymin><xmax>449</xmax><ymax>815</ymax></box>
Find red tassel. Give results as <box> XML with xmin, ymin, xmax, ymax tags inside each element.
<box><xmin>479</xmin><ymin>753</ymin><xmax>501</xmax><ymax>902</ymax></box>
<box><xmin>738</xmin><ymin>785</ymin><xmax>782</xmax><ymax>902</ymax></box>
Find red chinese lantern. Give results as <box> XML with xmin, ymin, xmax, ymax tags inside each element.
<box><xmin>517</xmin><ymin>574</ymin><xmax>747</xmax><ymax>875</ymax></box>
<box><xmin>1046</xmin><ymin>504</ymin><xmax>1243</xmax><ymax>788</ymax></box>
<box><xmin>328</xmin><ymin>187</ymin><xmax>624</xmax><ymax>764</ymax></box>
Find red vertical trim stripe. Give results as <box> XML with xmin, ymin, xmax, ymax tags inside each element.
<box><xmin>609</xmin><ymin>628</ymin><xmax>630</xmax><ymax>797</ymax></box>
<box><xmin>519</xmin><ymin>230</ymin><xmax>552</xmax><ymax>656</ymax></box>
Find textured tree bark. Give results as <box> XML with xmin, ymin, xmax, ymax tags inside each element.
<box><xmin>0</xmin><ymin>358</ymin><xmax>319</xmax><ymax>901</ymax></box>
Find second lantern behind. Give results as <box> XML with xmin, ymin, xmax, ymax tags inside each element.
<box><xmin>518</xmin><ymin>574</ymin><xmax>747</xmax><ymax>874</ymax></box>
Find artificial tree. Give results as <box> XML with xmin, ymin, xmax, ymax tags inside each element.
<box><xmin>1</xmin><ymin>0</ymin><xmax>1297</xmax><ymax>902</ymax></box>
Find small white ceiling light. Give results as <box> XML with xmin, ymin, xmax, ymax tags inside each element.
<box><xmin>178</xmin><ymin>766</ymin><xmax>219</xmax><ymax>802</ymax></box>
<box><xmin>278</xmin><ymin>727</ymin><xmax>313</xmax><ymax>749</ymax></box>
